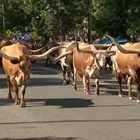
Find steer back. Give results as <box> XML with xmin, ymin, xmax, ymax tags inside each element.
<box><xmin>109</xmin><ymin>42</ymin><xmax>138</xmax><ymax>76</ymax></box>
<box><xmin>116</xmin><ymin>43</ymin><xmax>140</xmax><ymax>73</ymax></box>
<box><xmin>59</xmin><ymin>41</ymin><xmax>77</xmax><ymax>66</ymax></box>
<box><xmin>2</xmin><ymin>43</ymin><xmax>36</xmax><ymax>85</ymax></box>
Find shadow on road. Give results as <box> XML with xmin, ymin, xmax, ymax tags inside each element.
<box><xmin>26</xmin><ymin>98</ymin><xmax>94</xmax><ymax>108</ymax></box>
<box><xmin>29</xmin><ymin>77</ymin><xmax>63</xmax><ymax>86</ymax></box>
<box><xmin>0</xmin><ymin>98</ymin><xmax>14</xmax><ymax>106</ymax></box>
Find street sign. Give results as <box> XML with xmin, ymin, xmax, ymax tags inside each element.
<box><xmin>6</xmin><ymin>29</ymin><xmax>12</xmax><ymax>37</ymax></box>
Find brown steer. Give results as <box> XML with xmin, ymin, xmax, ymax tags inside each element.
<box><xmin>0</xmin><ymin>42</ymin><xmax>62</xmax><ymax>107</ymax></box>
<box><xmin>107</xmin><ymin>35</ymin><xmax>140</xmax><ymax>103</ymax></box>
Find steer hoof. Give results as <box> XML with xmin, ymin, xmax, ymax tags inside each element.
<box><xmin>137</xmin><ymin>99</ymin><xmax>140</xmax><ymax>103</ymax></box>
<box><xmin>129</xmin><ymin>96</ymin><xmax>134</xmax><ymax>100</ymax></box>
<box><xmin>119</xmin><ymin>94</ymin><xmax>123</xmax><ymax>97</ymax></box>
<box><xmin>73</xmin><ymin>85</ymin><xmax>77</xmax><ymax>91</ymax></box>
<box><xmin>63</xmin><ymin>81</ymin><xmax>67</xmax><ymax>85</ymax></box>
<box><xmin>73</xmin><ymin>88</ymin><xmax>77</xmax><ymax>92</ymax></box>
<box><xmin>86</xmin><ymin>92</ymin><xmax>91</xmax><ymax>95</ymax></box>
<box><xmin>15</xmin><ymin>100</ymin><xmax>20</xmax><ymax>105</ymax></box>
<box><xmin>66</xmin><ymin>80</ymin><xmax>70</xmax><ymax>85</ymax></box>
<box><xmin>95</xmin><ymin>90</ymin><xmax>99</xmax><ymax>95</ymax></box>
<box><xmin>20</xmin><ymin>102</ymin><xmax>26</xmax><ymax>107</ymax></box>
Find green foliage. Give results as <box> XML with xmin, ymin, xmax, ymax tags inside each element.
<box><xmin>0</xmin><ymin>0</ymin><xmax>139</xmax><ymax>40</ymax></box>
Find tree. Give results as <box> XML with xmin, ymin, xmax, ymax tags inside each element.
<box><xmin>91</xmin><ymin>0</ymin><xmax>130</xmax><ymax>38</ymax></box>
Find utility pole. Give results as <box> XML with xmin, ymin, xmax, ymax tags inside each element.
<box><xmin>87</xmin><ymin>0</ymin><xmax>92</xmax><ymax>44</ymax></box>
<box><xmin>2</xmin><ymin>3</ymin><xmax>6</xmax><ymax>34</ymax></box>
<box><xmin>0</xmin><ymin>1</ymin><xmax>6</xmax><ymax>35</ymax></box>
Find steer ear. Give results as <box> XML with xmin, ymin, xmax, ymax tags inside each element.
<box><xmin>28</xmin><ymin>56</ymin><xmax>37</xmax><ymax>64</ymax></box>
<box><xmin>31</xmin><ymin>59</ymin><xmax>37</xmax><ymax>64</ymax></box>
<box><xmin>10</xmin><ymin>60</ymin><xmax>19</xmax><ymax>64</ymax></box>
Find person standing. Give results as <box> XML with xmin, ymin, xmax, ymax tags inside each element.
<box><xmin>23</xmin><ymin>31</ymin><xmax>33</xmax><ymax>42</ymax></box>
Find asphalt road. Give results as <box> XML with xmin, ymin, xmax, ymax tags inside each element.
<box><xmin>0</xmin><ymin>60</ymin><xmax>140</xmax><ymax>140</ymax></box>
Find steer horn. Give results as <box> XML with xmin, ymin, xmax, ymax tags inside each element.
<box><xmin>77</xmin><ymin>43</ymin><xmax>115</xmax><ymax>54</ymax></box>
<box><xmin>76</xmin><ymin>43</ymin><xmax>94</xmax><ymax>54</ymax></box>
<box><xmin>28</xmin><ymin>47</ymin><xmax>46</xmax><ymax>53</ymax></box>
<box><xmin>0</xmin><ymin>50</ymin><xmax>19</xmax><ymax>61</ymax></box>
<box><xmin>30</xmin><ymin>46</ymin><xmax>65</xmax><ymax>60</ymax></box>
<box><xmin>106</xmin><ymin>35</ymin><xmax>140</xmax><ymax>54</ymax></box>
<box><xmin>53</xmin><ymin>51</ymin><xmax>73</xmax><ymax>62</ymax></box>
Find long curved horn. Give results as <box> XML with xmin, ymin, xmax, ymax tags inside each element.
<box><xmin>76</xmin><ymin>43</ymin><xmax>94</xmax><ymax>54</ymax></box>
<box><xmin>77</xmin><ymin>42</ymin><xmax>116</xmax><ymax>55</ymax></box>
<box><xmin>106</xmin><ymin>50</ymin><xmax>116</xmax><ymax>53</ymax></box>
<box><xmin>30</xmin><ymin>46</ymin><xmax>65</xmax><ymax>60</ymax></box>
<box><xmin>54</xmin><ymin>51</ymin><xmax>73</xmax><ymax>62</ymax></box>
<box><xmin>0</xmin><ymin>49</ymin><xmax>18</xmax><ymax>61</ymax></box>
<box><xmin>106</xmin><ymin>35</ymin><xmax>140</xmax><ymax>54</ymax></box>
<box><xmin>28</xmin><ymin>47</ymin><xmax>46</xmax><ymax>53</ymax></box>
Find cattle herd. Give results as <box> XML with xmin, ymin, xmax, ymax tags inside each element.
<box><xmin>0</xmin><ymin>35</ymin><xmax>140</xmax><ymax>107</ymax></box>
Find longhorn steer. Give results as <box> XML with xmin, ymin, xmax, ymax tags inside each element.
<box><xmin>107</xmin><ymin>35</ymin><xmax>140</xmax><ymax>103</ymax></box>
<box><xmin>53</xmin><ymin>42</ymin><xmax>115</xmax><ymax>94</ymax></box>
<box><xmin>0</xmin><ymin>42</ymin><xmax>61</xmax><ymax>107</ymax></box>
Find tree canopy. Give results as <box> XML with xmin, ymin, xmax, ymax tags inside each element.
<box><xmin>0</xmin><ymin>0</ymin><xmax>140</xmax><ymax>41</ymax></box>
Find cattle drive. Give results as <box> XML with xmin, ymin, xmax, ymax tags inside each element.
<box><xmin>51</xmin><ymin>40</ymin><xmax>115</xmax><ymax>95</ymax></box>
<box><xmin>1</xmin><ymin>34</ymin><xmax>140</xmax><ymax>107</ymax></box>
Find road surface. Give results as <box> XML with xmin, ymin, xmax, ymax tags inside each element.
<box><xmin>0</xmin><ymin>60</ymin><xmax>140</xmax><ymax>140</ymax></box>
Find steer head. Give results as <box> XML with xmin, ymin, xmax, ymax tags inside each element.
<box><xmin>10</xmin><ymin>55</ymin><xmax>37</xmax><ymax>85</ymax></box>
<box><xmin>76</xmin><ymin>44</ymin><xmax>114</xmax><ymax>69</ymax></box>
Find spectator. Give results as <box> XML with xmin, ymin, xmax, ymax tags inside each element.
<box><xmin>23</xmin><ymin>31</ymin><xmax>33</xmax><ymax>42</ymax></box>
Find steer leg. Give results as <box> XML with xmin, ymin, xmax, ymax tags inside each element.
<box><xmin>10</xmin><ymin>77</ymin><xmax>20</xmax><ymax>105</ymax></box>
<box><xmin>83</xmin><ymin>75</ymin><xmax>87</xmax><ymax>94</ymax></box>
<box><xmin>135</xmin><ymin>76</ymin><xmax>140</xmax><ymax>103</ymax></box>
<box><xmin>117</xmin><ymin>74</ymin><xmax>123</xmax><ymax>97</ymax></box>
<box><xmin>127</xmin><ymin>76</ymin><xmax>134</xmax><ymax>100</ymax></box>
<box><xmin>95</xmin><ymin>76</ymin><xmax>99</xmax><ymax>95</ymax></box>
<box><xmin>66</xmin><ymin>67</ymin><xmax>71</xmax><ymax>85</ymax></box>
<box><xmin>71</xmin><ymin>67</ymin><xmax>74</xmax><ymax>86</ymax></box>
<box><xmin>7</xmin><ymin>76</ymin><xmax>13</xmax><ymax>99</ymax></box>
<box><xmin>20</xmin><ymin>84</ymin><xmax>27</xmax><ymax>107</ymax></box>
<box><xmin>73</xmin><ymin>67</ymin><xmax>77</xmax><ymax>91</ymax></box>
<box><xmin>83</xmin><ymin>75</ymin><xmax>90</xmax><ymax>95</ymax></box>
<box><xmin>62</xmin><ymin>65</ymin><xmax>68</xmax><ymax>85</ymax></box>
